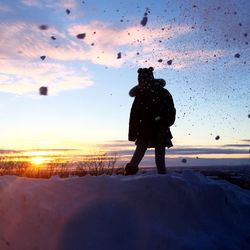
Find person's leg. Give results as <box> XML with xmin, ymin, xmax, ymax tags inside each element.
<box><xmin>130</xmin><ymin>140</ymin><xmax>148</xmax><ymax>167</ymax></box>
<box><xmin>155</xmin><ymin>145</ymin><xmax>166</xmax><ymax>174</ymax></box>
<box><xmin>125</xmin><ymin>139</ymin><xmax>147</xmax><ymax>175</ymax></box>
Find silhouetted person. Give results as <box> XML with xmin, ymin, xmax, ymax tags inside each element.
<box><xmin>125</xmin><ymin>67</ymin><xmax>176</xmax><ymax>175</ymax></box>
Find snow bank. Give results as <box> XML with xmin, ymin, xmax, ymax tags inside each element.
<box><xmin>0</xmin><ymin>172</ymin><xmax>250</xmax><ymax>250</ymax></box>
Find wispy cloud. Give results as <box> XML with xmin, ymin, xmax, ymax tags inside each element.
<box><xmin>0</xmin><ymin>3</ymin><xmax>12</xmax><ymax>12</ymax></box>
<box><xmin>68</xmin><ymin>21</ymin><xmax>224</xmax><ymax>69</ymax></box>
<box><xmin>0</xmin><ymin>60</ymin><xmax>92</xmax><ymax>94</ymax></box>
<box><xmin>241</xmin><ymin>139</ymin><xmax>250</xmax><ymax>143</ymax></box>
<box><xmin>223</xmin><ymin>139</ymin><xmax>250</xmax><ymax>148</ymax></box>
<box><xmin>69</xmin><ymin>21</ymin><xmax>190</xmax><ymax>47</ymax></box>
<box><xmin>170</xmin><ymin>147</ymin><xmax>248</xmax><ymax>155</ymax></box>
<box><xmin>106</xmin><ymin>148</ymin><xmax>249</xmax><ymax>157</ymax></box>
<box><xmin>0</xmin><ymin>149</ymin><xmax>23</xmax><ymax>154</ymax></box>
<box><xmin>224</xmin><ymin>144</ymin><xmax>250</xmax><ymax>148</ymax></box>
<box><xmin>21</xmin><ymin>0</ymin><xmax>77</xmax><ymax>9</ymax></box>
<box><xmin>56</xmin><ymin>0</ymin><xmax>77</xmax><ymax>10</ymax></box>
<box><xmin>29</xmin><ymin>148</ymin><xmax>78</xmax><ymax>152</ymax></box>
<box><xmin>21</xmin><ymin>0</ymin><xmax>40</xmax><ymax>7</ymax></box>
<box><xmin>97</xmin><ymin>140</ymin><xmax>250</xmax><ymax>156</ymax></box>
<box><xmin>0</xmin><ymin>18</ymin><xmax>226</xmax><ymax>94</ymax></box>
<box><xmin>0</xmin><ymin>20</ymin><xmax>224</xmax><ymax>66</ymax></box>
<box><xmin>0</xmin><ymin>21</ymin><xmax>92</xmax><ymax>94</ymax></box>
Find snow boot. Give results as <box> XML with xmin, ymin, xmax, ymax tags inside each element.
<box><xmin>158</xmin><ymin>169</ymin><xmax>166</xmax><ymax>174</ymax></box>
<box><xmin>125</xmin><ymin>163</ymin><xmax>139</xmax><ymax>175</ymax></box>
<box><xmin>157</xmin><ymin>167</ymin><xmax>166</xmax><ymax>174</ymax></box>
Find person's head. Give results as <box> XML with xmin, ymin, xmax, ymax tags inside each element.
<box><xmin>137</xmin><ymin>67</ymin><xmax>154</xmax><ymax>87</ymax></box>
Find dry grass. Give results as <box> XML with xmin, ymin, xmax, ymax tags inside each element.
<box><xmin>0</xmin><ymin>153</ymin><xmax>125</xmax><ymax>178</ymax></box>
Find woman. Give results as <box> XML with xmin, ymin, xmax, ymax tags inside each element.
<box><xmin>125</xmin><ymin>67</ymin><xmax>175</xmax><ymax>175</ymax></box>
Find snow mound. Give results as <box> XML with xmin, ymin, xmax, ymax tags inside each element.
<box><xmin>0</xmin><ymin>172</ymin><xmax>250</xmax><ymax>250</ymax></box>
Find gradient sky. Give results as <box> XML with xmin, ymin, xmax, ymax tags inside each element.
<box><xmin>0</xmin><ymin>0</ymin><xmax>249</xmax><ymax>165</ymax></box>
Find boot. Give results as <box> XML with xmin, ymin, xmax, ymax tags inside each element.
<box><xmin>125</xmin><ymin>163</ymin><xmax>139</xmax><ymax>175</ymax></box>
<box><xmin>157</xmin><ymin>167</ymin><xmax>167</xmax><ymax>175</ymax></box>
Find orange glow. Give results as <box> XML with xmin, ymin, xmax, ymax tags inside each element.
<box><xmin>31</xmin><ymin>157</ymin><xmax>44</xmax><ymax>165</ymax></box>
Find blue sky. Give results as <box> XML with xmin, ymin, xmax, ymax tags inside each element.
<box><xmin>0</xmin><ymin>0</ymin><xmax>249</xmax><ymax>165</ymax></box>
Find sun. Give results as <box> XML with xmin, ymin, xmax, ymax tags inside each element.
<box><xmin>32</xmin><ymin>157</ymin><xmax>44</xmax><ymax>165</ymax></box>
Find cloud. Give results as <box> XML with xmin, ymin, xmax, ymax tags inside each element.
<box><xmin>0</xmin><ymin>21</ymin><xmax>92</xmax><ymax>94</ymax></box>
<box><xmin>21</xmin><ymin>0</ymin><xmax>40</xmax><ymax>7</ymax></box>
<box><xmin>97</xmin><ymin>140</ymin><xmax>250</xmax><ymax>156</ymax></box>
<box><xmin>0</xmin><ymin>20</ymin><xmax>123</xmax><ymax>67</ymax></box>
<box><xmin>21</xmin><ymin>0</ymin><xmax>77</xmax><ymax>9</ymax></box>
<box><xmin>241</xmin><ymin>139</ymin><xmax>250</xmax><ymax>143</ymax></box>
<box><xmin>170</xmin><ymin>147</ymin><xmax>248</xmax><ymax>155</ymax></box>
<box><xmin>0</xmin><ymin>149</ymin><xmax>23</xmax><ymax>154</ymax></box>
<box><xmin>0</xmin><ymin>18</ymin><xmax>227</xmax><ymax>94</ymax></box>
<box><xmin>69</xmin><ymin>21</ymin><xmax>191</xmax><ymax>47</ymax></box>
<box><xmin>109</xmin><ymin>148</ymin><xmax>249</xmax><ymax>157</ymax></box>
<box><xmin>68</xmin><ymin>21</ymin><xmax>223</xmax><ymax>69</ymax></box>
<box><xmin>223</xmin><ymin>144</ymin><xmax>250</xmax><ymax>148</ymax></box>
<box><xmin>29</xmin><ymin>148</ymin><xmax>78</xmax><ymax>152</ymax></box>
<box><xmin>0</xmin><ymin>21</ymin><xmax>76</xmax><ymax>60</ymax></box>
<box><xmin>0</xmin><ymin>3</ymin><xmax>12</xmax><ymax>12</ymax></box>
<box><xmin>0</xmin><ymin>20</ymin><xmax>225</xmax><ymax>67</ymax></box>
<box><xmin>0</xmin><ymin>61</ymin><xmax>92</xmax><ymax>94</ymax></box>
<box><xmin>57</xmin><ymin>0</ymin><xmax>76</xmax><ymax>10</ymax></box>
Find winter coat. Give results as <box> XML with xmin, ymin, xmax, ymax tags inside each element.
<box><xmin>128</xmin><ymin>81</ymin><xmax>175</xmax><ymax>148</ymax></box>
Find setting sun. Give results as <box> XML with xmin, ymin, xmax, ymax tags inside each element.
<box><xmin>32</xmin><ymin>157</ymin><xmax>44</xmax><ymax>165</ymax></box>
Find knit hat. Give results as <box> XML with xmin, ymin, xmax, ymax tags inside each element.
<box><xmin>137</xmin><ymin>67</ymin><xmax>154</xmax><ymax>86</ymax></box>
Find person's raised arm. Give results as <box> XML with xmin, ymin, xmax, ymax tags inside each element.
<box><xmin>129</xmin><ymin>85</ymin><xmax>139</xmax><ymax>97</ymax></box>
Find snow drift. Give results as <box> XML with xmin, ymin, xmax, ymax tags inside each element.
<box><xmin>0</xmin><ymin>172</ymin><xmax>250</xmax><ymax>250</ymax></box>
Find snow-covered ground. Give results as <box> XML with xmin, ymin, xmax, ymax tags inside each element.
<box><xmin>0</xmin><ymin>171</ymin><xmax>250</xmax><ymax>250</ymax></box>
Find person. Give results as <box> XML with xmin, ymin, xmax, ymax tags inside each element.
<box><xmin>125</xmin><ymin>67</ymin><xmax>176</xmax><ymax>175</ymax></box>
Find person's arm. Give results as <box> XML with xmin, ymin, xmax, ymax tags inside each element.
<box><xmin>164</xmin><ymin>92</ymin><xmax>176</xmax><ymax>127</ymax></box>
<box><xmin>129</xmin><ymin>85</ymin><xmax>139</xmax><ymax>97</ymax></box>
<box><xmin>154</xmin><ymin>79</ymin><xmax>166</xmax><ymax>87</ymax></box>
<box><xmin>158</xmin><ymin>89</ymin><xmax>176</xmax><ymax>128</ymax></box>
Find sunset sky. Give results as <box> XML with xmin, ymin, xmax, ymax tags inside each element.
<box><xmin>0</xmin><ymin>0</ymin><xmax>249</xmax><ymax>166</ymax></box>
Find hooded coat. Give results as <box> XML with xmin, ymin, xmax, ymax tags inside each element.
<box><xmin>128</xmin><ymin>79</ymin><xmax>175</xmax><ymax>148</ymax></box>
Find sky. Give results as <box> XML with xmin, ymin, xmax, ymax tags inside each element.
<box><xmin>0</xmin><ymin>0</ymin><xmax>249</xmax><ymax>166</ymax></box>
